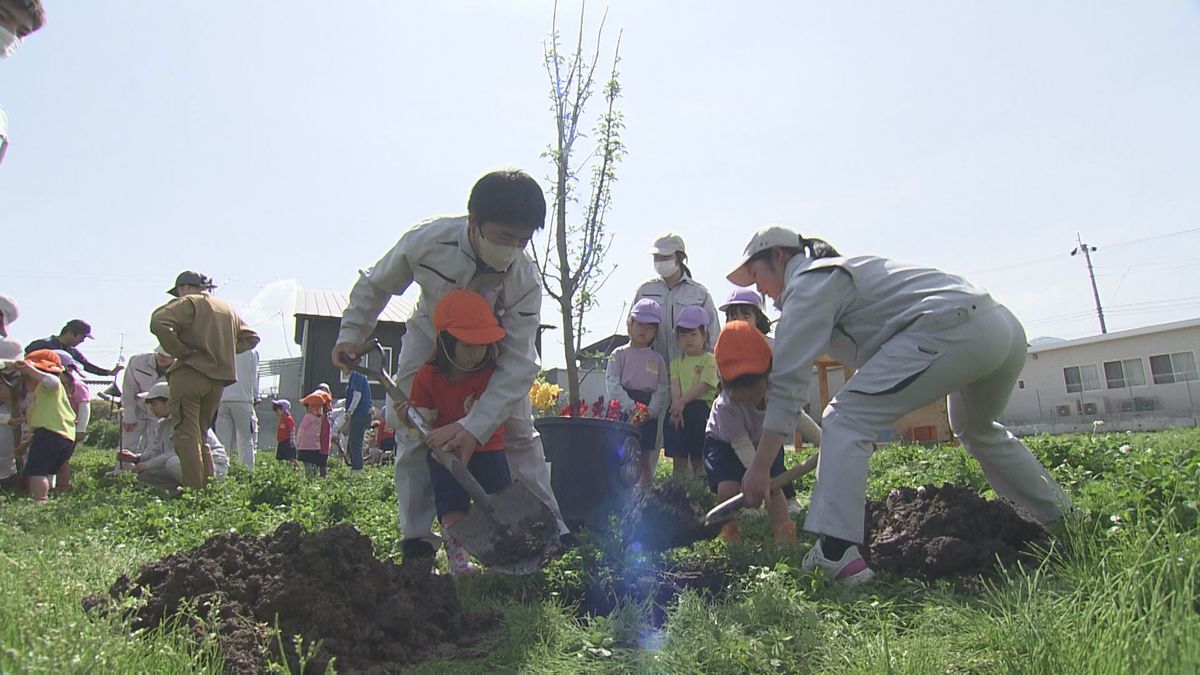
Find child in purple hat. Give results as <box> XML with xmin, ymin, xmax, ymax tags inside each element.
<box><xmin>605</xmin><ymin>299</ymin><xmax>669</xmax><ymax>488</ymax></box>
<box><xmin>665</xmin><ymin>305</ymin><xmax>718</xmax><ymax>479</ymax></box>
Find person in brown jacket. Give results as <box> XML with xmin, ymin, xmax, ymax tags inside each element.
<box><xmin>150</xmin><ymin>271</ymin><xmax>259</xmax><ymax>489</ymax></box>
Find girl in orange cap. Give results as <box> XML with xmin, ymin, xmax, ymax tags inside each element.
<box><xmin>5</xmin><ymin>349</ymin><xmax>76</xmax><ymax>504</ymax></box>
<box><xmin>401</xmin><ymin>289</ymin><xmax>510</xmax><ymax>575</ymax></box>
<box><xmin>705</xmin><ymin>322</ymin><xmax>816</xmax><ymax>546</ymax></box>
<box><xmin>297</xmin><ymin>390</ymin><xmax>332</xmax><ymax>477</ymax></box>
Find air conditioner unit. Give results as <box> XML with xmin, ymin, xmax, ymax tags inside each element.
<box><xmin>1055</xmin><ymin>404</ymin><xmax>1073</xmax><ymax>417</ymax></box>
<box><xmin>1077</xmin><ymin>399</ymin><xmax>1101</xmax><ymax>416</ymax></box>
<box><xmin>1135</xmin><ymin>397</ymin><xmax>1159</xmax><ymax>412</ymax></box>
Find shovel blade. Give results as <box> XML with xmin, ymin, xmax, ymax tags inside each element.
<box><xmin>445</xmin><ymin>479</ymin><xmax>559</xmax><ymax>575</ymax></box>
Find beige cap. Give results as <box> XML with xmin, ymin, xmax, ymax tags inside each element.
<box><xmin>137</xmin><ymin>381</ymin><xmax>171</xmax><ymax>401</ymax></box>
<box><xmin>650</xmin><ymin>233</ymin><xmax>686</xmax><ymax>256</ymax></box>
<box><xmin>726</xmin><ymin>226</ymin><xmax>803</xmax><ymax>287</ymax></box>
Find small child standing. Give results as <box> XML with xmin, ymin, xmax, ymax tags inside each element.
<box><xmin>666</xmin><ymin>305</ymin><xmax>718</xmax><ymax>479</ymax></box>
<box><xmin>605</xmin><ymin>298</ymin><xmax>668</xmax><ymax>489</ymax></box>
<box><xmin>9</xmin><ymin>350</ymin><xmax>76</xmax><ymax>504</ymax></box>
<box><xmin>296</xmin><ymin>391</ymin><xmax>331</xmax><ymax>477</ymax></box>
<box><xmin>404</xmin><ymin>290</ymin><xmax>512</xmax><ymax>576</ymax></box>
<box><xmin>273</xmin><ymin>399</ymin><xmax>297</xmax><ymax>467</ymax></box>
<box><xmin>52</xmin><ymin>350</ymin><xmax>90</xmax><ymax>494</ymax></box>
<box><xmin>704</xmin><ymin>321</ymin><xmax>813</xmax><ymax>545</ymax></box>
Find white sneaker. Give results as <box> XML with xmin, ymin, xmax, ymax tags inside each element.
<box><xmin>802</xmin><ymin>541</ymin><xmax>875</xmax><ymax>586</ymax></box>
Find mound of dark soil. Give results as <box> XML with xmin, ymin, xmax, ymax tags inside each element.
<box><xmin>864</xmin><ymin>484</ymin><xmax>1050</xmax><ymax>580</ymax></box>
<box><xmin>84</xmin><ymin>523</ymin><xmax>500</xmax><ymax>673</ymax></box>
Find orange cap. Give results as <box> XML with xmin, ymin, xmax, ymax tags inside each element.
<box><xmin>301</xmin><ymin>391</ymin><xmax>331</xmax><ymax>407</ymax></box>
<box><xmin>432</xmin><ymin>290</ymin><xmax>506</xmax><ymax>344</ymax></box>
<box><xmin>713</xmin><ymin>320</ymin><xmax>772</xmax><ymax>381</ymax></box>
<box><xmin>24</xmin><ymin>348</ymin><xmax>64</xmax><ymax>374</ymax></box>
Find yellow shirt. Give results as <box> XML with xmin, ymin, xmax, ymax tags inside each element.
<box><xmin>670</xmin><ymin>352</ymin><xmax>719</xmax><ymax>406</ymax></box>
<box><xmin>28</xmin><ymin>376</ymin><xmax>77</xmax><ymax>441</ymax></box>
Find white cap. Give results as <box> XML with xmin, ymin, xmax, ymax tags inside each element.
<box><xmin>137</xmin><ymin>381</ymin><xmax>170</xmax><ymax>401</ymax></box>
<box><xmin>727</xmin><ymin>226</ymin><xmax>803</xmax><ymax>287</ymax></box>
<box><xmin>650</xmin><ymin>233</ymin><xmax>686</xmax><ymax>256</ymax></box>
<box><xmin>0</xmin><ymin>293</ymin><xmax>18</xmax><ymax>325</ymax></box>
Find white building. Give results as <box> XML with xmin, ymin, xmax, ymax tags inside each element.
<box><xmin>1001</xmin><ymin>318</ymin><xmax>1200</xmax><ymax>435</ymax></box>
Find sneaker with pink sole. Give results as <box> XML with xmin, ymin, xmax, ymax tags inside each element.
<box><xmin>802</xmin><ymin>541</ymin><xmax>875</xmax><ymax>586</ymax></box>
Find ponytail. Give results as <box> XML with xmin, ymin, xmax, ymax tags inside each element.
<box><xmin>800</xmin><ymin>236</ymin><xmax>840</xmax><ymax>259</ymax></box>
<box><xmin>677</xmin><ymin>251</ymin><xmax>693</xmax><ymax>280</ymax></box>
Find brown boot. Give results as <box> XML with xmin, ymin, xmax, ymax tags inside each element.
<box><xmin>773</xmin><ymin>520</ymin><xmax>797</xmax><ymax>545</ymax></box>
<box><xmin>720</xmin><ymin>521</ymin><xmax>743</xmax><ymax>545</ymax></box>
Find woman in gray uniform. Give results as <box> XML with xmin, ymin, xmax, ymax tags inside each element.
<box><xmin>633</xmin><ymin>233</ymin><xmax>720</xmax><ymax>475</ymax></box>
<box><xmin>728</xmin><ymin>226</ymin><xmax>1071</xmax><ymax>586</ymax></box>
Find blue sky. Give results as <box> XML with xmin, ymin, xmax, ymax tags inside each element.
<box><xmin>2</xmin><ymin>1</ymin><xmax>1198</xmax><ymax>372</ymax></box>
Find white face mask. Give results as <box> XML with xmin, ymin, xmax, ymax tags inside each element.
<box><xmin>476</xmin><ymin>228</ymin><xmax>521</xmax><ymax>270</ymax></box>
<box><xmin>654</xmin><ymin>259</ymin><xmax>679</xmax><ymax>279</ymax></box>
<box><xmin>0</xmin><ymin>25</ymin><xmax>20</xmax><ymax>60</ymax></box>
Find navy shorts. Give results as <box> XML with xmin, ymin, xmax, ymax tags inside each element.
<box><xmin>664</xmin><ymin>400</ymin><xmax>710</xmax><ymax>461</ymax></box>
<box><xmin>427</xmin><ymin>449</ymin><xmax>512</xmax><ymax>518</ymax></box>
<box><xmin>276</xmin><ymin>439</ymin><xmax>297</xmax><ymax>461</ymax></box>
<box><xmin>23</xmin><ymin>428</ymin><xmax>75</xmax><ymax>477</ymax></box>
<box><xmin>703</xmin><ymin>435</ymin><xmax>786</xmax><ymax>493</ymax></box>
<box><xmin>297</xmin><ymin>450</ymin><xmax>328</xmax><ymax>468</ymax></box>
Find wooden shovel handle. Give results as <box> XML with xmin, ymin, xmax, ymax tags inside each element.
<box><xmin>703</xmin><ymin>456</ymin><xmax>817</xmax><ymax>526</ymax></box>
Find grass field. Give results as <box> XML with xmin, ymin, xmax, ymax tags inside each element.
<box><xmin>2</xmin><ymin>428</ymin><xmax>1198</xmax><ymax>673</ymax></box>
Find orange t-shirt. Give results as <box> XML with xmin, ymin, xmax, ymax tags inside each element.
<box><xmin>409</xmin><ymin>364</ymin><xmax>504</xmax><ymax>451</ymax></box>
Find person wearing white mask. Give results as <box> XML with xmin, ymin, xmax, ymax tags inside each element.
<box><xmin>331</xmin><ymin>169</ymin><xmax>567</xmax><ymax>564</ymax></box>
<box><xmin>0</xmin><ymin>0</ymin><xmax>46</xmax><ymax>166</ymax></box>
<box><xmin>215</xmin><ymin>348</ymin><xmax>260</xmax><ymax>471</ymax></box>
<box><xmin>632</xmin><ymin>233</ymin><xmax>720</xmax><ymax>475</ymax></box>
<box><xmin>729</xmin><ymin>225</ymin><xmax>1072</xmax><ymax>586</ymax></box>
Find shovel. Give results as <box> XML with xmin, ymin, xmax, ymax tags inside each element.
<box><xmin>703</xmin><ymin>458</ymin><xmax>817</xmax><ymax>528</ymax></box>
<box><xmin>345</xmin><ymin>340</ymin><xmax>559</xmax><ymax>575</ymax></box>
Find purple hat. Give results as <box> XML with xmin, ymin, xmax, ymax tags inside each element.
<box><xmin>52</xmin><ymin>349</ymin><xmax>79</xmax><ymax>371</ymax></box>
<box><xmin>719</xmin><ymin>288</ymin><xmax>764</xmax><ymax>312</ymax></box>
<box><xmin>272</xmin><ymin>399</ymin><xmax>292</xmax><ymax>413</ymax></box>
<box><xmin>629</xmin><ymin>298</ymin><xmax>662</xmax><ymax>324</ymax></box>
<box><xmin>675</xmin><ymin>305</ymin><xmax>709</xmax><ymax>330</ymax></box>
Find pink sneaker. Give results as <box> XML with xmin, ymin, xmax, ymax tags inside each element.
<box><xmin>802</xmin><ymin>541</ymin><xmax>875</xmax><ymax>586</ymax></box>
<box><xmin>446</xmin><ymin>537</ymin><xmax>480</xmax><ymax>577</ymax></box>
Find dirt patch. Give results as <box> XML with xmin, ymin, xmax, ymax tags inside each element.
<box><xmin>864</xmin><ymin>484</ymin><xmax>1050</xmax><ymax>581</ymax></box>
<box><xmin>84</xmin><ymin>523</ymin><xmax>500</xmax><ymax>673</ymax></box>
<box><xmin>621</xmin><ymin>483</ymin><xmax>718</xmax><ymax>553</ymax></box>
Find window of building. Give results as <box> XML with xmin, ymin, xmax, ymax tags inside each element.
<box><xmin>1104</xmin><ymin>358</ymin><xmax>1147</xmax><ymax>389</ymax></box>
<box><xmin>1063</xmin><ymin>364</ymin><xmax>1101</xmax><ymax>394</ymax></box>
<box><xmin>1149</xmin><ymin>352</ymin><xmax>1199</xmax><ymax>385</ymax></box>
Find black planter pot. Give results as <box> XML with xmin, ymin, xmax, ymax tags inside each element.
<box><xmin>534</xmin><ymin>417</ymin><xmax>641</xmax><ymax>528</ymax></box>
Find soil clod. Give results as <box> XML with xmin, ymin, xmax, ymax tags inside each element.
<box><xmin>621</xmin><ymin>482</ymin><xmax>717</xmax><ymax>552</ymax></box>
<box><xmin>85</xmin><ymin>523</ymin><xmax>500</xmax><ymax>673</ymax></box>
<box><xmin>864</xmin><ymin>484</ymin><xmax>1050</xmax><ymax>580</ymax></box>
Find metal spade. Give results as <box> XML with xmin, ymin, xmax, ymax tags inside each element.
<box><xmin>346</xmin><ymin>340</ymin><xmax>559</xmax><ymax>575</ymax></box>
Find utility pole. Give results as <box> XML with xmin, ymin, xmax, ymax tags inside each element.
<box><xmin>1070</xmin><ymin>233</ymin><xmax>1107</xmax><ymax>334</ymax></box>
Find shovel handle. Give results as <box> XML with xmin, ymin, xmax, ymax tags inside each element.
<box><xmin>703</xmin><ymin>457</ymin><xmax>816</xmax><ymax>527</ymax></box>
<box><xmin>346</xmin><ymin>340</ymin><xmax>496</xmax><ymax>508</ymax></box>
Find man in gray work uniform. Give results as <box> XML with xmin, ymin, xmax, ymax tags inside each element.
<box><xmin>332</xmin><ymin>169</ymin><xmax>567</xmax><ymax>563</ymax></box>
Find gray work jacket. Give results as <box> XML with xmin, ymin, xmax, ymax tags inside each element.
<box><xmin>632</xmin><ymin>274</ymin><xmax>720</xmax><ymax>367</ymax></box>
<box><xmin>337</xmin><ymin>216</ymin><xmax>541</xmax><ymax>444</ymax></box>
<box><xmin>765</xmin><ymin>254</ymin><xmax>991</xmax><ymax>437</ymax></box>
